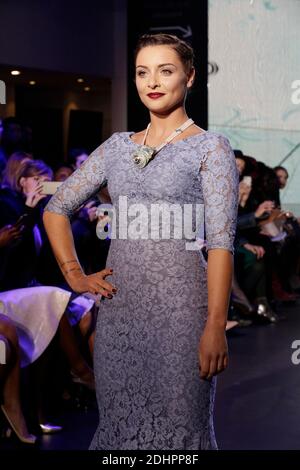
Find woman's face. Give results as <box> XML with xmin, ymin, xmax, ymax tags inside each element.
<box><xmin>75</xmin><ymin>153</ymin><xmax>88</xmax><ymax>169</ymax></box>
<box><xmin>19</xmin><ymin>174</ymin><xmax>50</xmax><ymax>195</ymax></box>
<box><xmin>135</xmin><ymin>45</ymin><xmax>194</xmax><ymax>115</ymax></box>
<box><xmin>276</xmin><ymin>169</ymin><xmax>288</xmax><ymax>189</ymax></box>
<box><xmin>54</xmin><ymin>166</ymin><xmax>73</xmax><ymax>182</ymax></box>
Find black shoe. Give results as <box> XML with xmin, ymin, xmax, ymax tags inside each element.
<box><xmin>231</xmin><ymin>297</ymin><xmax>255</xmax><ymax>317</ymax></box>
<box><xmin>228</xmin><ymin>305</ymin><xmax>253</xmax><ymax>327</ymax></box>
<box><xmin>253</xmin><ymin>297</ymin><xmax>279</xmax><ymax>323</ymax></box>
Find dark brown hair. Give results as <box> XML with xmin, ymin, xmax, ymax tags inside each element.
<box><xmin>134</xmin><ymin>33</ymin><xmax>195</xmax><ymax>76</ymax></box>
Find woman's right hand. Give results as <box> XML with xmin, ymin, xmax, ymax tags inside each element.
<box><xmin>25</xmin><ymin>181</ymin><xmax>47</xmax><ymax>208</ymax></box>
<box><xmin>254</xmin><ymin>200</ymin><xmax>275</xmax><ymax>218</ymax></box>
<box><xmin>238</xmin><ymin>181</ymin><xmax>251</xmax><ymax>205</ymax></box>
<box><xmin>67</xmin><ymin>268</ymin><xmax>117</xmax><ymax>298</ymax></box>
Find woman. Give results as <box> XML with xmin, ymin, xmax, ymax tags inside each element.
<box><xmin>0</xmin><ymin>314</ymin><xmax>36</xmax><ymax>444</ymax></box>
<box><xmin>0</xmin><ymin>158</ymin><xmax>52</xmax><ymax>290</ymax></box>
<box><xmin>1</xmin><ymin>151</ymin><xmax>33</xmax><ymax>189</ymax></box>
<box><xmin>0</xmin><ymin>159</ymin><xmax>95</xmax><ymax>435</ymax></box>
<box><xmin>43</xmin><ymin>33</ymin><xmax>239</xmax><ymax>450</ymax></box>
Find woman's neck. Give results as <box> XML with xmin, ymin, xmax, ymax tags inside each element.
<box><xmin>148</xmin><ymin>109</ymin><xmax>189</xmax><ymax>139</ymax></box>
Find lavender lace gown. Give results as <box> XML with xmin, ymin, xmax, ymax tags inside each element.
<box><xmin>44</xmin><ymin>131</ymin><xmax>239</xmax><ymax>450</ymax></box>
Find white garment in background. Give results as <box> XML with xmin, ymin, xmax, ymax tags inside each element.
<box><xmin>0</xmin><ymin>286</ymin><xmax>71</xmax><ymax>367</ymax></box>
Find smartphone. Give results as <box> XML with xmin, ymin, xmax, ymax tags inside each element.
<box><xmin>242</xmin><ymin>176</ymin><xmax>252</xmax><ymax>186</ymax></box>
<box><xmin>41</xmin><ymin>181</ymin><xmax>62</xmax><ymax>195</ymax></box>
<box><xmin>14</xmin><ymin>213</ymin><xmax>30</xmax><ymax>228</ymax></box>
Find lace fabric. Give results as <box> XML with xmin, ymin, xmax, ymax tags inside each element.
<box><xmin>45</xmin><ymin>134</ymin><xmax>116</xmax><ymax>218</ymax></box>
<box><xmin>197</xmin><ymin>134</ymin><xmax>239</xmax><ymax>253</ymax></box>
<box><xmin>44</xmin><ymin>130</ymin><xmax>238</xmax><ymax>450</ymax></box>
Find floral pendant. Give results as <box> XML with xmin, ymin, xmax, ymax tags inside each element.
<box><xmin>132</xmin><ymin>145</ymin><xmax>156</xmax><ymax>169</ymax></box>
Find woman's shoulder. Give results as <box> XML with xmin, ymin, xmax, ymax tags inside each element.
<box><xmin>101</xmin><ymin>131</ymin><xmax>133</xmax><ymax>147</ymax></box>
<box><xmin>201</xmin><ymin>130</ymin><xmax>231</xmax><ymax>143</ymax></box>
<box><xmin>199</xmin><ymin>130</ymin><xmax>229</xmax><ymax>141</ymax></box>
<box><xmin>196</xmin><ymin>130</ymin><xmax>233</xmax><ymax>152</ymax></box>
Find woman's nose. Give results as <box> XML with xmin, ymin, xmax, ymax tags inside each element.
<box><xmin>147</xmin><ymin>75</ymin><xmax>160</xmax><ymax>89</ymax></box>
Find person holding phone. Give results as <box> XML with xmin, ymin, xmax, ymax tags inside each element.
<box><xmin>0</xmin><ymin>159</ymin><xmax>51</xmax><ymax>291</ymax></box>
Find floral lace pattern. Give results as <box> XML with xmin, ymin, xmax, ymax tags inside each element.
<box><xmin>45</xmin><ymin>131</ymin><xmax>239</xmax><ymax>450</ymax></box>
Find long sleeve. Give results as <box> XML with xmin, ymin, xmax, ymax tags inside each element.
<box><xmin>237</xmin><ymin>212</ymin><xmax>257</xmax><ymax>230</ymax></box>
<box><xmin>44</xmin><ymin>134</ymin><xmax>116</xmax><ymax>219</ymax></box>
<box><xmin>198</xmin><ymin>134</ymin><xmax>239</xmax><ymax>254</ymax></box>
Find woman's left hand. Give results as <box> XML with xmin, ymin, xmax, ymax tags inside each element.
<box><xmin>198</xmin><ymin>322</ymin><xmax>228</xmax><ymax>380</ymax></box>
<box><xmin>0</xmin><ymin>224</ymin><xmax>23</xmax><ymax>248</ymax></box>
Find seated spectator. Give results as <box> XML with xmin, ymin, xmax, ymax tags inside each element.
<box><xmin>233</xmin><ymin>198</ymin><xmax>279</xmax><ymax>323</ymax></box>
<box><xmin>0</xmin><ymin>314</ymin><xmax>36</xmax><ymax>444</ymax></box>
<box><xmin>53</xmin><ymin>163</ymin><xmax>74</xmax><ymax>182</ymax></box>
<box><xmin>0</xmin><ymin>213</ymin><xmax>94</xmax><ymax>438</ymax></box>
<box><xmin>1</xmin><ymin>151</ymin><xmax>33</xmax><ymax>189</ymax></box>
<box><xmin>68</xmin><ymin>148</ymin><xmax>89</xmax><ymax>170</ymax></box>
<box><xmin>233</xmin><ymin>152</ymin><xmax>299</xmax><ymax>300</ymax></box>
<box><xmin>273</xmin><ymin>165</ymin><xmax>300</xmax><ymax>291</ymax></box>
<box><xmin>0</xmin><ymin>159</ymin><xmax>52</xmax><ymax>290</ymax></box>
<box><xmin>0</xmin><ymin>287</ymin><xmax>95</xmax><ymax>439</ymax></box>
<box><xmin>274</xmin><ymin>165</ymin><xmax>289</xmax><ymax>190</ymax></box>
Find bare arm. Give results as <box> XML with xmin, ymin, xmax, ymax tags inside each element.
<box><xmin>43</xmin><ymin>211</ymin><xmax>116</xmax><ymax>297</ymax></box>
<box><xmin>198</xmin><ymin>249</ymin><xmax>233</xmax><ymax>380</ymax></box>
<box><xmin>42</xmin><ymin>136</ymin><xmax>118</xmax><ymax>297</ymax></box>
<box><xmin>207</xmin><ymin>248</ymin><xmax>233</xmax><ymax>330</ymax></box>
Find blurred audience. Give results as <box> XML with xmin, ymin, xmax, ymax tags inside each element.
<box><xmin>1</xmin><ymin>114</ymin><xmax>300</xmax><ymax>445</ymax></box>
<box><xmin>229</xmin><ymin>150</ymin><xmax>300</xmax><ymax>326</ymax></box>
<box><xmin>68</xmin><ymin>148</ymin><xmax>89</xmax><ymax>169</ymax></box>
<box><xmin>53</xmin><ymin>163</ymin><xmax>73</xmax><ymax>182</ymax></box>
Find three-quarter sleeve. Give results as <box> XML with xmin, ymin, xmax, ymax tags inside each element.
<box><xmin>44</xmin><ymin>134</ymin><xmax>116</xmax><ymax>219</ymax></box>
<box><xmin>198</xmin><ymin>134</ymin><xmax>239</xmax><ymax>254</ymax></box>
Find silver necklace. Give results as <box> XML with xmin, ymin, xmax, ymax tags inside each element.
<box><xmin>131</xmin><ymin>117</ymin><xmax>194</xmax><ymax>169</ymax></box>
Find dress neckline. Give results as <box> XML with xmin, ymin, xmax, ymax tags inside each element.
<box><xmin>126</xmin><ymin>130</ymin><xmax>208</xmax><ymax>147</ymax></box>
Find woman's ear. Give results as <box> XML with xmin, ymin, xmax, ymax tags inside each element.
<box><xmin>187</xmin><ymin>67</ymin><xmax>195</xmax><ymax>88</ymax></box>
<box><xmin>19</xmin><ymin>176</ymin><xmax>25</xmax><ymax>189</ymax></box>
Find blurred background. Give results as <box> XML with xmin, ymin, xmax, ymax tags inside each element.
<box><xmin>0</xmin><ymin>0</ymin><xmax>299</xmax><ymax>211</ymax></box>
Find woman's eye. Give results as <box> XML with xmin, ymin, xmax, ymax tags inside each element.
<box><xmin>161</xmin><ymin>69</ymin><xmax>172</xmax><ymax>75</ymax></box>
<box><xmin>137</xmin><ymin>70</ymin><xmax>146</xmax><ymax>77</ymax></box>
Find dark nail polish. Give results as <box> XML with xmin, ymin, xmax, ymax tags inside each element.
<box><xmin>108</xmin><ymin>294</ymin><xmax>113</xmax><ymax>299</ymax></box>
<box><xmin>112</xmin><ymin>289</ymin><xmax>117</xmax><ymax>293</ymax></box>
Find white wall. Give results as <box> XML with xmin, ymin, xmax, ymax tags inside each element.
<box><xmin>209</xmin><ymin>0</ymin><xmax>300</xmax><ymax>213</ymax></box>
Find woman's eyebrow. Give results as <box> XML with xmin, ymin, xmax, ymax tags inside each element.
<box><xmin>136</xmin><ymin>63</ymin><xmax>176</xmax><ymax>69</ymax></box>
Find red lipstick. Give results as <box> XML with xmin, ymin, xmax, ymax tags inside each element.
<box><xmin>147</xmin><ymin>93</ymin><xmax>165</xmax><ymax>99</ymax></box>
